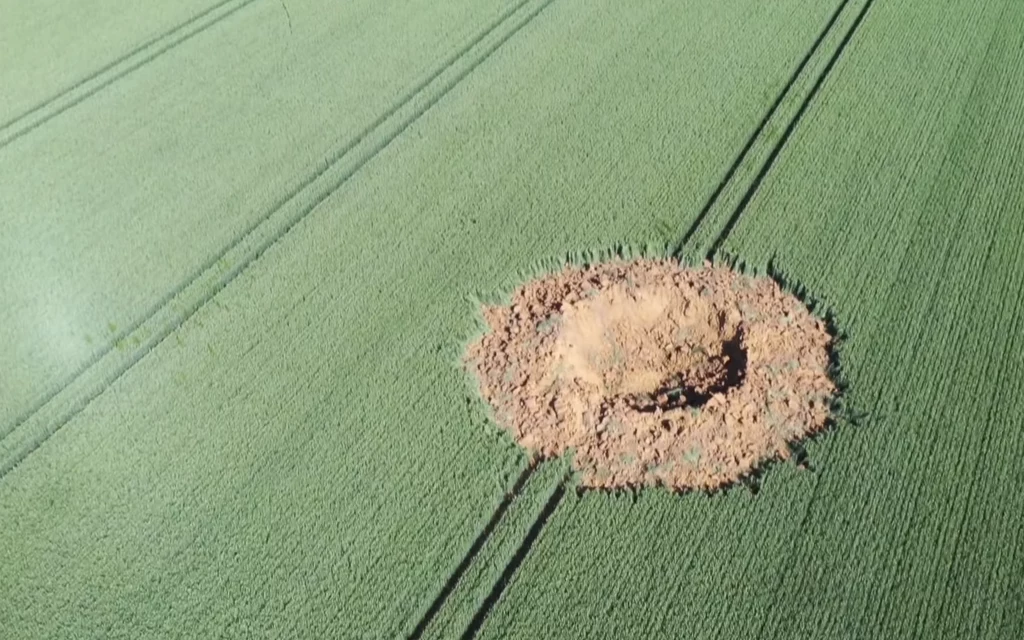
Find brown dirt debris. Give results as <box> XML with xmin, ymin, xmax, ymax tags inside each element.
<box><xmin>465</xmin><ymin>258</ymin><xmax>836</xmax><ymax>492</ymax></box>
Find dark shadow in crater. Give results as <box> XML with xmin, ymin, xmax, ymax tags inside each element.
<box><xmin>628</xmin><ymin>331</ymin><xmax>748</xmax><ymax>413</ymax></box>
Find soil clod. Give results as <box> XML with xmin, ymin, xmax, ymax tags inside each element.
<box><xmin>466</xmin><ymin>258</ymin><xmax>836</xmax><ymax>492</ymax></box>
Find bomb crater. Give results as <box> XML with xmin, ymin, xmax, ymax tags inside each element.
<box><xmin>466</xmin><ymin>258</ymin><xmax>837</xmax><ymax>492</ymax></box>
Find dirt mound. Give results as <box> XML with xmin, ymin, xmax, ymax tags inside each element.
<box><xmin>466</xmin><ymin>258</ymin><xmax>836</xmax><ymax>491</ymax></box>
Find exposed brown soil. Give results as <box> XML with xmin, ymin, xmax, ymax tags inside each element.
<box><xmin>466</xmin><ymin>258</ymin><xmax>836</xmax><ymax>492</ymax></box>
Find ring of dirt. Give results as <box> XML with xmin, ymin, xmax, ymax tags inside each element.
<box><xmin>466</xmin><ymin>258</ymin><xmax>836</xmax><ymax>492</ymax></box>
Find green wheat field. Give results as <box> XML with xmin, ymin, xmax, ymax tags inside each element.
<box><xmin>1</xmin><ymin>0</ymin><xmax>1022</xmax><ymax>637</ymax></box>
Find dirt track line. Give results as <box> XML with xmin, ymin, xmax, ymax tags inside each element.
<box><xmin>0</xmin><ymin>0</ymin><xmax>556</xmax><ymax>480</ymax></box>
<box><xmin>674</xmin><ymin>0</ymin><xmax>854</xmax><ymax>257</ymax></box>
<box><xmin>408</xmin><ymin>464</ymin><xmax>538</xmax><ymax>640</ymax></box>
<box><xmin>460</xmin><ymin>474</ymin><xmax>568</xmax><ymax>640</ymax></box>
<box><xmin>0</xmin><ymin>0</ymin><xmax>534</xmax><ymax>446</ymax></box>
<box><xmin>706</xmin><ymin>0</ymin><xmax>878</xmax><ymax>259</ymax></box>
<box><xmin>0</xmin><ymin>0</ymin><xmax>260</xmax><ymax>150</ymax></box>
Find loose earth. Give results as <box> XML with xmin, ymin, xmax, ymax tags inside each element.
<box><xmin>466</xmin><ymin>258</ymin><xmax>836</xmax><ymax>491</ymax></box>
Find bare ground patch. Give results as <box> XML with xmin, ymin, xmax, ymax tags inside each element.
<box><xmin>466</xmin><ymin>258</ymin><xmax>836</xmax><ymax>492</ymax></box>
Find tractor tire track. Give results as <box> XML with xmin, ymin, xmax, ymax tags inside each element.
<box><xmin>0</xmin><ymin>0</ymin><xmax>261</xmax><ymax>150</ymax></box>
<box><xmin>706</xmin><ymin>0</ymin><xmax>878</xmax><ymax>260</ymax></box>
<box><xmin>0</xmin><ymin>0</ymin><xmax>557</xmax><ymax>481</ymax></box>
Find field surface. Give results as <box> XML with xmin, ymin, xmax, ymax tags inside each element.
<box><xmin>2</xmin><ymin>0</ymin><xmax>1022</xmax><ymax>638</ymax></box>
